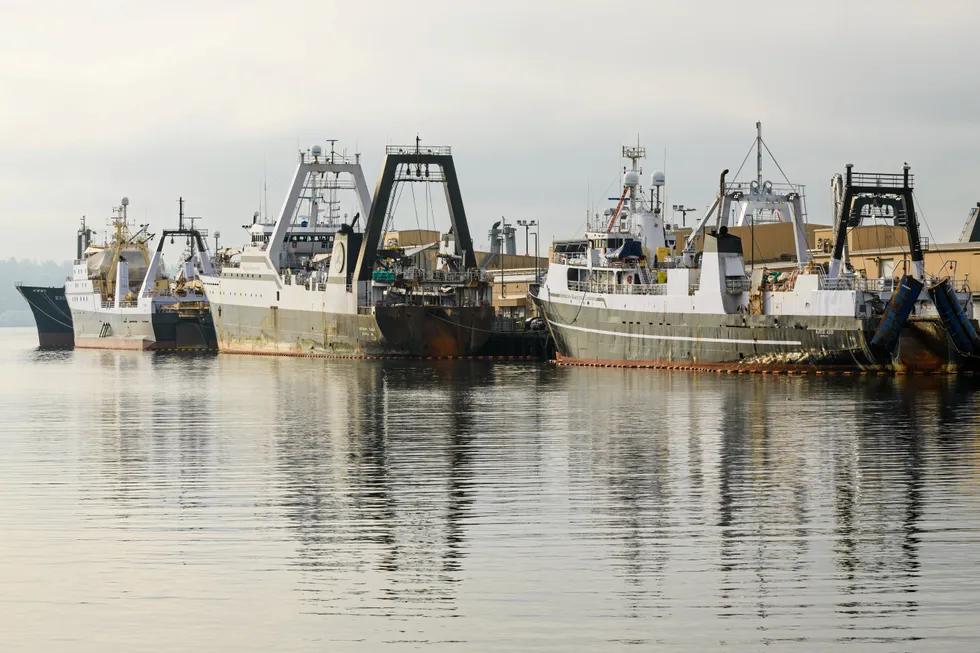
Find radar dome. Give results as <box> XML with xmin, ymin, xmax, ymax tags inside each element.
<box><xmin>650</xmin><ymin>171</ymin><xmax>666</xmax><ymax>187</ymax></box>
<box><xmin>121</xmin><ymin>197</ymin><xmax>130</xmax><ymax>206</ymax></box>
<box><xmin>311</xmin><ymin>144</ymin><xmax>322</xmax><ymax>157</ymax></box>
<box><xmin>624</xmin><ymin>170</ymin><xmax>640</xmax><ymax>188</ymax></box>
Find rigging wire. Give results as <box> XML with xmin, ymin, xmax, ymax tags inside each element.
<box><xmin>726</xmin><ymin>139</ymin><xmax>757</xmax><ymax>190</ymax></box>
<box><xmin>573</xmin><ymin>173</ymin><xmax>621</xmax><ymax>236</ymax></box>
<box><xmin>759</xmin><ymin>136</ymin><xmax>819</xmax><ymax>259</ymax></box>
<box><xmin>913</xmin><ymin>194</ymin><xmax>951</xmax><ymax>279</ymax></box>
<box><xmin>382</xmin><ymin>175</ymin><xmax>406</xmax><ymax>242</ymax></box>
<box><xmin>760</xmin><ymin>138</ymin><xmax>796</xmax><ymax>187</ymax></box>
<box><xmin>410</xmin><ymin>182</ymin><xmax>422</xmax><ymax>232</ymax></box>
<box><xmin>426</xmin><ymin>182</ymin><xmax>434</xmax><ymax>232</ymax></box>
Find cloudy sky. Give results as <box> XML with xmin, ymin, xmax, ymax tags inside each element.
<box><xmin>1</xmin><ymin>0</ymin><xmax>978</xmax><ymax>260</ymax></box>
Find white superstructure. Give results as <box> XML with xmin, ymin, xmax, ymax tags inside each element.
<box><xmin>200</xmin><ymin>144</ymin><xmax>378</xmax><ymax>355</ymax></box>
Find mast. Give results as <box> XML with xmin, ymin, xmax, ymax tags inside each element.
<box><xmin>756</xmin><ymin>121</ymin><xmax>763</xmax><ymax>185</ymax></box>
<box><xmin>623</xmin><ymin>144</ymin><xmax>645</xmax><ymax>220</ymax></box>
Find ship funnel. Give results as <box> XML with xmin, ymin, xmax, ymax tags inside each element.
<box><xmin>717</xmin><ymin>169</ymin><xmax>729</xmax><ymax>221</ymax></box>
<box><xmin>489</xmin><ymin>222</ymin><xmax>502</xmax><ymax>255</ymax></box>
<box><xmin>503</xmin><ymin>222</ymin><xmax>517</xmax><ymax>256</ymax></box>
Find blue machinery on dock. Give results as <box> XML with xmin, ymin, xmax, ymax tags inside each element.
<box><xmin>871</xmin><ymin>274</ymin><xmax>924</xmax><ymax>351</ymax></box>
<box><xmin>929</xmin><ymin>278</ymin><xmax>980</xmax><ymax>355</ymax></box>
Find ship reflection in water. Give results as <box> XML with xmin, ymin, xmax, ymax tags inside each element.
<box><xmin>2</xmin><ymin>327</ymin><xmax>980</xmax><ymax>650</ymax></box>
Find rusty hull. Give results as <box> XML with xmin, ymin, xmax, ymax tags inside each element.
<box><xmin>374</xmin><ymin>305</ymin><xmax>494</xmax><ymax>357</ymax></box>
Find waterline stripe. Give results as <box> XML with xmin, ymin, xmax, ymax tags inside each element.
<box><xmin>550</xmin><ymin>321</ymin><xmax>803</xmax><ymax>346</ymax></box>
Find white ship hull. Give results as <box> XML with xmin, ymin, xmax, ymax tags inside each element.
<box><xmin>203</xmin><ymin>279</ymin><xmax>386</xmax><ymax>356</ymax></box>
<box><xmin>201</xmin><ymin>258</ymin><xmax>387</xmax><ymax>356</ymax></box>
<box><xmin>71</xmin><ymin>302</ymin><xmax>156</xmax><ymax>350</ymax></box>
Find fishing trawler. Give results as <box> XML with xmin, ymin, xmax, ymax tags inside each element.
<box><xmin>201</xmin><ymin>140</ymin><xmax>492</xmax><ymax>357</ymax></box>
<box><xmin>66</xmin><ymin>198</ymin><xmax>217</xmax><ymax>350</ymax></box>
<box><xmin>534</xmin><ymin>136</ymin><xmax>979</xmax><ymax>373</ymax></box>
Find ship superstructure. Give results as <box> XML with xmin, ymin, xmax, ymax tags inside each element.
<box><xmin>534</xmin><ymin>133</ymin><xmax>979</xmax><ymax>373</ymax></box>
<box><xmin>202</xmin><ymin>140</ymin><xmax>491</xmax><ymax>357</ymax></box>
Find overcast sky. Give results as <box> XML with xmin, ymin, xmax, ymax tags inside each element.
<box><xmin>2</xmin><ymin>0</ymin><xmax>979</xmax><ymax>261</ymax></box>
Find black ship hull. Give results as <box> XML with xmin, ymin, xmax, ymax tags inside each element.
<box><xmin>212</xmin><ymin>300</ymin><xmax>491</xmax><ymax>358</ymax></box>
<box><xmin>152</xmin><ymin>309</ymin><xmax>218</xmax><ymax>351</ymax></box>
<box><xmin>15</xmin><ymin>284</ymin><xmax>74</xmax><ymax>348</ymax></box>
<box><xmin>373</xmin><ymin>305</ymin><xmax>494</xmax><ymax>357</ymax></box>
<box><xmin>535</xmin><ymin>297</ymin><xmax>979</xmax><ymax>373</ymax></box>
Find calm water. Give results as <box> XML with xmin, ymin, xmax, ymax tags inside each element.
<box><xmin>2</xmin><ymin>327</ymin><xmax>980</xmax><ymax>651</ymax></box>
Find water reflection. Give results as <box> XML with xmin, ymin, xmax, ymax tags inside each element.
<box><xmin>270</xmin><ymin>362</ymin><xmax>510</xmax><ymax>617</ymax></box>
<box><xmin>5</xmin><ymin>322</ymin><xmax>980</xmax><ymax>651</ymax></box>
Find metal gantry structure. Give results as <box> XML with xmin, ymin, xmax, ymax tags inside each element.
<box><xmin>355</xmin><ymin>138</ymin><xmax>477</xmax><ymax>283</ymax></box>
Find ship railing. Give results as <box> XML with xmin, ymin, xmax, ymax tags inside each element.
<box><xmin>725</xmin><ymin>180</ymin><xmax>804</xmax><ymax>196</ymax></box>
<box><xmin>299</xmin><ymin>151</ymin><xmax>360</xmax><ymax>165</ymax></box>
<box><xmin>850</xmin><ymin>171</ymin><xmax>912</xmax><ymax>189</ymax></box>
<box><xmin>417</xmin><ymin>269</ymin><xmax>486</xmax><ymax>284</ymax></box>
<box><xmin>118</xmin><ymin>300</ymin><xmax>138</xmax><ymax>308</ymax></box>
<box><xmin>552</xmin><ymin>253</ymin><xmax>589</xmax><ymax>266</ymax></box>
<box><xmin>818</xmin><ymin>277</ymin><xmax>898</xmax><ymax>292</ymax></box>
<box><xmin>555</xmin><ymin>255</ymin><xmax>684</xmax><ymax>270</ymax></box>
<box><xmin>819</xmin><ymin>277</ymin><xmax>853</xmax><ymax>290</ymax></box>
<box><xmin>385</xmin><ymin>144</ymin><xmax>452</xmax><ymax>156</ymax></box>
<box><xmin>857</xmin><ymin>278</ymin><xmax>898</xmax><ymax>292</ymax></box>
<box><xmin>725</xmin><ymin>277</ymin><xmax>752</xmax><ymax>294</ymax></box>
<box><xmin>568</xmin><ymin>280</ymin><xmax>668</xmax><ymax>295</ymax></box>
<box><xmin>594</xmin><ymin>259</ymin><xmax>644</xmax><ymax>270</ymax></box>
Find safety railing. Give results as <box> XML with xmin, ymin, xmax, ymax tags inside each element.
<box><xmin>99</xmin><ymin>300</ymin><xmax>138</xmax><ymax>308</ymax></box>
<box><xmin>567</xmin><ymin>281</ymin><xmax>668</xmax><ymax>296</ymax></box>
<box><xmin>408</xmin><ymin>269</ymin><xmax>487</xmax><ymax>284</ymax></box>
<box><xmin>857</xmin><ymin>278</ymin><xmax>898</xmax><ymax>292</ymax></box>
<box><xmin>552</xmin><ymin>253</ymin><xmax>588</xmax><ymax>265</ymax></box>
<box><xmin>850</xmin><ymin>171</ymin><xmax>912</xmax><ymax>189</ymax></box>
<box><xmin>818</xmin><ymin>277</ymin><xmax>898</xmax><ymax>292</ymax></box>
<box><xmin>725</xmin><ymin>277</ymin><xmax>751</xmax><ymax>294</ymax></box>
<box><xmin>298</xmin><ymin>151</ymin><xmax>360</xmax><ymax>165</ymax></box>
<box><xmin>386</xmin><ymin>144</ymin><xmax>452</xmax><ymax>156</ymax></box>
